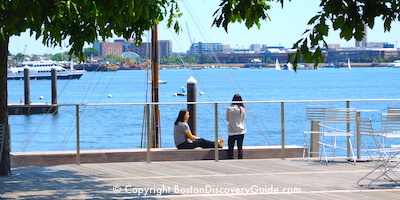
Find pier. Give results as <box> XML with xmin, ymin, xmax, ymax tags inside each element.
<box><xmin>1</xmin><ymin>158</ymin><xmax>399</xmax><ymax>199</ymax></box>
<box><xmin>8</xmin><ymin>68</ymin><xmax>59</xmax><ymax>115</ymax></box>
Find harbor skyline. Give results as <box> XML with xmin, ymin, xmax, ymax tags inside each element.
<box><xmin>8</xmin><ymin>0</ymin><xmax>400</xmax><ymax>55</ymax></box>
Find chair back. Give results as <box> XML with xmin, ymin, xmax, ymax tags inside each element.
<box><xmin>381</xmin><ymin>113</ymin><xmax>400</xmax><ymax>134</ymax></box>
<box><xmin>358</xmin><ymin>117</ymin><xmax>374</xmax><ymax>136</ymax></box>
<box><xmin>387</xmin><ymin>106</ymin><xmax>400</xmax><ymax>113</ymax></box>
<box><xmin>323</xmin><ymin>108</ymin><xmax>357</xmax><ymax>124</ymax></box>
<box><xmin>306</xmin><ymin>105</ymin><xmax>337</xmax><ymax>121</ymax></box>
<box><xmin>358</xmin><ymin>118</ymin><xmax>382</xmax><ymax>148</ymax></box>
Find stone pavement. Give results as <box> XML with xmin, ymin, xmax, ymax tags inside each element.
<box><xmin>1</xmin><ymin>158</ymin><xmax>400</xmax><ymax>199</ymax></box>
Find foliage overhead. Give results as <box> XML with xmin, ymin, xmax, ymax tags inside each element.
<box><xmin>212</xmin><ymin>0</ymin><xmax>400</xmax><ymax>70</ymax></box>
<box><xmin>0</xmin><ymin>0</ymin><xmax>181</xmax><ymax>60</ymax></box>
<box><xmin>1</xmin><ymin>0</ymin><xmax>400</xmax><ymax>68</ymax></box>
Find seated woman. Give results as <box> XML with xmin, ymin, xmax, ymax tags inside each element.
<box><xmin>174</xmin><ymin>109</ymin><xmax>224</xmax><ymax>149</ymax></box>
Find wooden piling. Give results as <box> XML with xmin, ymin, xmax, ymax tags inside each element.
<box><xmin>23</xmin><ymin>68</ymin><xmax>30</xmax><ymax>114</ymax></box>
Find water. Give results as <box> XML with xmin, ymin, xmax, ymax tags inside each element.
<box><xmin>7</xmin><ymin>67</ymin><xmax>400</xmax><ymax>155</ymax></box>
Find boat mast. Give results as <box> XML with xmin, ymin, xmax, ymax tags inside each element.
<box><xmin>151</xmin><ymin>22</ymin><xmax>160</xmax><ymax>148</ymax></box>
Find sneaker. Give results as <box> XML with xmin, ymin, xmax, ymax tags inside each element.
<box><xmin>218</xmin><ymin>137</ymin><xmax>225</xmax><ymax>148</ymax></box>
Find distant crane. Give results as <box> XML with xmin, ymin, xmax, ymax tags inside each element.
<box><xmin>186</xmin><ymin>22</ymin><xmax>194</xmax><ymax>45</ymax></box>
<box><xmin>23</xmin><ymin>45</ymin><xmax>27</xmax><ymax>61</ymax></box>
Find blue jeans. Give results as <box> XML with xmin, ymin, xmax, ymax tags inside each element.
<box><xmin>228</xmin><ymin>134</ymin><xmax>245</xmax><ymax>159</ymax></box>
<box><xmin>177</xmin><ymin>138</ymin><xmax>216</xmax><ymax>149</ymax></box>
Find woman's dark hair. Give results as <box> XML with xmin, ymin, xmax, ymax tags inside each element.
<box><xmin>232</xmin><ymin>94</ymin><xmax>245</xmax><ymax>108</ymax></box>
<box><xmin>174</xmin><ymin>109</ymin><xmax>188</xmax><ymax>125</ymax></box>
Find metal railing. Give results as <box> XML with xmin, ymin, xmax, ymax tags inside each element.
<box><xmin>8</xmin><ymin>98</ymin><xmax>400</xmax><ymax>164</ymax></box>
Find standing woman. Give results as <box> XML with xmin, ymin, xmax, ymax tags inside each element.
<box><xmin>226</xmin><ymin>94</ymin><xmax>246</xmax><ymax>159</ymax></box>
<box><xmin>174</xmin><ymin>109</ymin><xmax>224</xmax><ymax>149</ymax></box>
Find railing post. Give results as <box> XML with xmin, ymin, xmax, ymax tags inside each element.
<box><xmin>146</xmin><ymin>104</ymin><xmax>151</xmax><ymax>163</ymax></box>
<box><xmin>281</xmin><ymin>102</ymin><xmax>285</xmax><ymax>159</ymax></box>
<box><xmin>76</xmin><ymin>105</ymin><xmax>80</xmax><ymax>165</ymax></box>
<box><xmin>356</xmin><ymin>111</ymin><xmax>361</xmax><ymax>160</ymax></box>
<box><xmin>214</xmin><ymin>103</ymin><xmax>219</xmax><ymax>162</ymax></box>
<box><xmin>346</xmin><ymin>101</ymin><xmax>350</xmax><ymax>158</ymax></box>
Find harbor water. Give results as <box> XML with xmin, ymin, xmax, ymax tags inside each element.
<box><xmin>7</xmin><ymin>67</ymin><xmax>400</xmax><ymax>155</ymax></box>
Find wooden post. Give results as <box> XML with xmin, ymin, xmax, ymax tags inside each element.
<box><xmin>51</xmin><ymin>68</ymin><xmax>58</xmax><ymax>114</ymax></box>
<box><xmin>310</xmin><ymin>120</ymin><xmax>320</xmax><ymax>157</ymax></box>
<box><xmin>151</xmin><ymin>22</ymin><xmax>160</xmax><ymax>148</ymax></box>
<box><xmin>24</xmin><ymin>68</ymin><xmax>30</xmax><ymax>114</ymax></box>
<box><xmin>51</xmin><ymin>68</ymin><xmax>57</xmax><ymax>105</ymax></box>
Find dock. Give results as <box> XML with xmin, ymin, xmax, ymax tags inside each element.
<box><xmin>1</xmin><ymin>157</ymin><xmax>399</xmax><ymax>199</ymax></box>
<box><xmin>8</xmin><ymin>103</ymin><xmax>58</xmax><ymax>115</ymax></box>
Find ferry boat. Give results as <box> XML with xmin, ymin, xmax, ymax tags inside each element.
<box><xmin>387</xmin><ymin>60</ymin><xmax>400</xmax><ymax>68</ymax></box>
<box><xmin>7</xmin><ymin>59</ymin><xmax>85</xmax><ymax>80</ymax></box>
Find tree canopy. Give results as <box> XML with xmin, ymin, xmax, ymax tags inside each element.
<box><xmin>0</xmin><ymin>0</ymin><xmax>181</xmax><ymax>59</ymax></box>
<box><xmin>212</xmin><ymin>0</ymin><xmax>400</xmax><ymax>68</ymax></box>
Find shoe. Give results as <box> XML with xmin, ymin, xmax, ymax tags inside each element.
<box><xmin>218</xmin><ymin>137</ymin><xmax>225</xmax><ymax>148</ymax></box>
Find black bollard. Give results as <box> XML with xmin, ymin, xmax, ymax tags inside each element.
<box><xmin>23</xmin><ymin>68</ymin><xmax>30</xmax><ymax>114</ymax></box>
<box><xmin>187</xmin><ymin>76</ymin><xmax>197</xmax><ymax>136</ymax></box>
<box><xmin>51</xmin><ymin>68</ymin><xmax>58</xmax><ymax>114</ymax></box>
<box><xmin>51</xmin><ymin>68</ymin><xmax>57</xmax><ymax>105</ymax></box>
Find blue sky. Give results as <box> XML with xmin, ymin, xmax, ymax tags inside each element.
<box><xmin>8</xmin><ymin>0</ymin><xmax>400</xmax><ymax>55</ymax></box>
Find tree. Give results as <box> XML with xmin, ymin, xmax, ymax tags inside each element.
<box><xmin>84</xmin><ymin>48</ymin><xmax>99</xmax><ymax>57</ymax></box>
<box><xmin>197</xmin><ymin>54</ymin><xmax>216</xmax><ymax>64</ymax></box>
<box><xmin>12</xmin><ymin>53</ymin><xmax>24</xmax><ymax>61</ymax></box>
<box><xmin>0</xmin><ymin>0</ymin><xmax>181</xmax><ymax>176</ymax></box>
<box><xmin>103</xmin><ymin>55</ymin><xmax>124</xmax><ymax>64</ymax></box>
<box><xmin>213</xmin><ymin>0</ymin><xmax>400</xmax><ymax>70</ymax></box>
<box><xmin>51</xmin><ymin>53</ymin><xmax>65</xmax><ymax>61</ymax></box>
<box><xmin>228</xmin><ymin>56</ymin><xmax>239</xmax><ymax>63</ymax></box>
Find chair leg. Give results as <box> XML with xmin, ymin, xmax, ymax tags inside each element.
<box><xmin>302</xmin><ymin>133</ymin><xmax>308</xmax><ymax>160</ymax></box>
<box><xmin>348</xmin><ymin>137</ymin><xmax>356</xmax><ymax>165</ymax></box>
<box><xmin>320</xmin><ymin>136</ymin><xmax>328</xmax><ymax>165</ymax></box>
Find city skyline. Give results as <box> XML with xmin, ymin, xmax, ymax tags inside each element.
<box><xmin>8</xmin><ymin>0</ymin><xmax>400</xmax><ymax>55</ymax></box>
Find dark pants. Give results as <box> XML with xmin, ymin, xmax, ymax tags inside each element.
<box><xmin>177</xmin><ymin>138</ymin><xmax>216</xmax><ymax>149</ymax></box>
<box><xmin>228</xmin><ymin>134</ymin><xmax>245</xmax><ymax>159</ymax></box>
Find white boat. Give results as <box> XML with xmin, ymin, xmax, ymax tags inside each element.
<box><xmin>173</xmin><ymin>87</ymin><xmax>187</xmax><ymax>96</ymax></box>
<box><xmin>287</xmin><ymin>62</ymin><xmax>293</xmax><ymax>71</ymax></box>
<box><xmin>8</xmin><ymin>59</ymin><xmax>85</xmax><ymax>80</ymax></box>
<box><xmin>387</xmin><ymin>60</ymin><xmax>400</xmax><ymax>68</ymax></box>
<box><xmin>147</xmin><ymin>80</ymin><xmax>167</xmax><ymax>84</ymax></box>
<box><xmin>275</xmin><ymin>59</ymin><xmax>281</xmax><ymax>71</ymax></box>
<box><xmin>347</xmin><ymin>58</ymin><xmax>352</xmax><ymax>70</ymax></box>
<box><xmin>282</xmin><ymin>62</ymin><xmax>293</xmax><ymax>70</ymax></box>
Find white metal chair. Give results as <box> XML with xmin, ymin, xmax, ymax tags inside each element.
<box><xmin>381</xmin><ymin>113</ymin><xmax>400</xmax><ymax>146</ymax></box>
<box><xmin>0</xmin><ymin>124</ymin><xmax>4</xmax><ymax>163</ymax></box>
<box><xmin>387</xmin><ymin>106</ymin><xmax>400</xmax><ymax>113</ymax></box>
<box><xmin>318</xmin><ymin>108</ymin><xmax>357</xmax><ymax>164</ymax></box>
<box><xmin>303</xmin><ymin>105</ymin><xmax>336</xmax><ymax>160</ymax></box>
<box><xmin>357</xmin><ymin>117</ymin><xmax>400</xmax><ymax>188</ymax></box>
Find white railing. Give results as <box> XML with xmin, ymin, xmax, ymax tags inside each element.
<box><xmin>8</xmin><ymin>98</ymin><xmax>400</xmax><ymax>164</ymax></box>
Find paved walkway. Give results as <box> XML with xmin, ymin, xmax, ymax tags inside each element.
<box><xmin>1</xmin><ymin>158</ymin><xmax>400</xmax><ymax>199</ymax></box>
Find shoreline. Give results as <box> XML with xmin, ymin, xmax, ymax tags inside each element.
<box><xmin>161</xmin><ymin>62</ymin><xmax>390</xmax><ymax>69</ymax></box>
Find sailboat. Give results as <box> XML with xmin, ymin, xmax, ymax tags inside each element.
<box><xmin>286</xmin><ymin>62</ymin><xmax>293</xmax><ymax>71</ymax></box>
<box><xmin>347</xmin><ymin>58</ymin><xmax>352</xmax><ymax>70</ymax></box>
<box><xmin>275</xmin><ymin>59</ymin><xmax>281</xmax><ymax>71</ymax></box>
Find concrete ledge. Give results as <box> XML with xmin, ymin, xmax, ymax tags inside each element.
<box><xmin>11</xmin><ymin>145</ymin><xmax>304</xmax><ymax>166</ymax></box>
